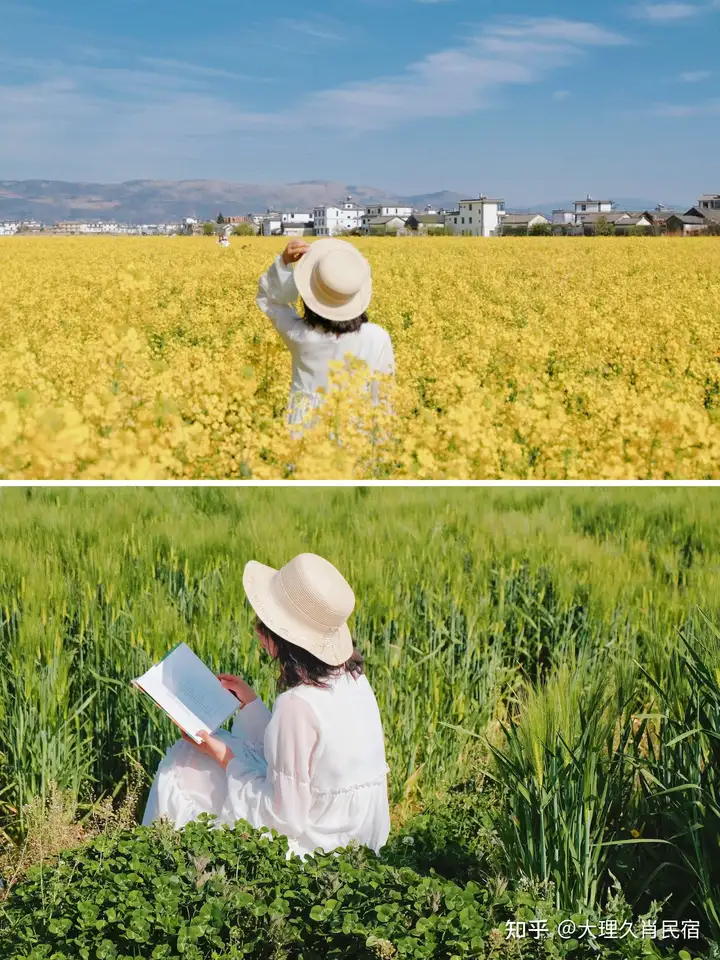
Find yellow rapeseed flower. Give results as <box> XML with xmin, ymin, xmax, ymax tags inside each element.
<box><xmin>0</xmin><ymin>235</ymin><xmax>719</xmax><ymax>479</ymax></box>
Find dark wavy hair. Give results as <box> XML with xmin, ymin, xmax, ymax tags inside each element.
<box><xmin>256</xmin><ymin>617</ymin><xmax>364</xmax><ymax>691</ymax></box>
<box><xmin>302</xmin><ymin>300</ymin><xmax>369</xmax><ymax>336</ymax></box>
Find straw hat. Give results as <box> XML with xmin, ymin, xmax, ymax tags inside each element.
<box><xmin>243</xmin><ymin>553</ymin><xmax>355</xmax><ymax>666</ymax></box>
<box><xmin>293</xmin><ymin>239</ymin><xmax>372</xmax><ymax>324</ymax></box>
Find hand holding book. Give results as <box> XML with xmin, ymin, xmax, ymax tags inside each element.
<box><xmin>174</xmin><ymin>727</ymin><xmax>236</xmax><ymax>770</ymax></box>
<box><xmin>217</xmin><ymin>674</ymin><xmax>258</xmax><ymax>708</ymax></box>
<box><xmin>132</xmin><ymin>643</ymin><xmax>245</xmax><ymax>744</ymax></box>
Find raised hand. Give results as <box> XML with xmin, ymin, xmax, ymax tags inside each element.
<box><xmin>282</xmin><ymin>239</ymin><xmax>311</xmax><ymax>265</ymax></box>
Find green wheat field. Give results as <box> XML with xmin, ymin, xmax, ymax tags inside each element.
<box><xmin>1</xmin><ymin>486</ymin><xmax>720</xmax><ymax>958</ymax></box>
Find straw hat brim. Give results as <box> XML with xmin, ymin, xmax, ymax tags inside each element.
<box><xmin>293</xmin><ymin>239</ymin><xmax>372</xmax><ymax>324</ymax></box>
<box><xmin>243</xmin><ymin>560</ymin><xmax>354</xmax><ymax>667</ymax></box>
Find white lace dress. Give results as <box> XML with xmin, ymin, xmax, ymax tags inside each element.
<box><xmin>142</xmin><ymin>672</ymin><xmax>391</xmax><ymax>858</ymax></box>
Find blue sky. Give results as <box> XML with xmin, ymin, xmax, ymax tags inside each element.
<box><xmin>1</xmin><ymin>0</ymin><xmax>718</xmax><ymax>204</ymax></box>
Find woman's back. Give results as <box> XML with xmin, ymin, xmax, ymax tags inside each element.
<box><xmin>256</xmin><ymin>251</ymin><xmax>395</xmax><ymax>415</ymax></box>
<box><xmin>283</xmin><ymin>319</ymin><xmax>393</xmax><ymax>397</ymax></box>
<box><xmin>283</xmin><ymin>672</ymin><xmax>388</xmax><ymax>791</ymax></box>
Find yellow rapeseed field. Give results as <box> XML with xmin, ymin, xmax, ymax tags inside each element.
<box><xmin>1</xmin><ymin>235</ymin><xmax>719</xmax><ymax>479</ymax></box>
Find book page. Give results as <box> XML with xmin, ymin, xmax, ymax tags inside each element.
<box><xmin>134</xmin><ymin>643</ymin><xmax>239</xmax><ymax>742</ymax></box>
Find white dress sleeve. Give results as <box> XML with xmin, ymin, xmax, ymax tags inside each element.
<box><xmin>230</xmin><ymin>697</ymin><xmax>273</xmax><ymax>762</ymax></box>
<box><xmin>231</xmin><ymin>697</ymin><xmax>272</xmax><ymax>745</ymax></box>
<box><xmin>256</xmin><ymin>255</ymin><xmax>301</xmax><ymax>339</ymax></box>
<box><xmin>376</xmin><ymin>331</ymin><xmax>395</xmax><ymax>376</ymax></box>
<box><xmin>222</xmin><ymin>692</ymin><xmax>320</xmax><ymax>841</ymax></box>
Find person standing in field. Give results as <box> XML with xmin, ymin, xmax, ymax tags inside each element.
<box><xmin>256</xmin><ymin>238</ymin><xmax>395</xmax><ymax>427</ymax></box>
<box><xmin>142</xmin><ymin>553</ymin><xmax>391</xmax><ymax>859</ymax></box>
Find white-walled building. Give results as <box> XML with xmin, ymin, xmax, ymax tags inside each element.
<box><xmin>574</xmin><ymin>197</ymin><xmax>613</xmax><ymax>217</ymax></box>
<box><xmin>362</xmin><ymin>202</ymin><xmax>414</xmax><ymax>219</ymax></box>
<box><xmin>281</xmin><ymin>211</ymin><xmax>312</xmax><ymax>225</ymax></box>
<box><xmin>261</xmin><ymin>214</ymin><xmax>283</xmax><ymax>236</ymax></box>
<box><xmin>313</xmin><ymin>197</ymin><xmax>365</xmax><ymax>236</ymax></box>
<box><xmin>180</xmin><ymin>217</ymin><xmax>199</xmax><ymax>235</ymax></box>
<box><xmin>0</xmin><ymin>221</ymin><xmax>20</xmax><ymax>235</ymax></box>
<box><xmin>360</xmin><ymin>202</ymin><xmax>413</xmax><ymax>233</ymax></box>
<box><xmin>446</xmin><ymin>195</ymin><xmax>506</xmax><ymax>237</ymax></box>
<box><xmin>552</xmin><ymin>210</ymin><xmax>575</xmax><ymax>225</ymax></box>
<box><xmin>281</xmin><ymin>221</ymin><xmax>315</xmax><ymax>237</ymax></box>
<box><xmin>697</xmin><ymin>193</ymin><xmax>720</xmax><ymax>213</ymax></box>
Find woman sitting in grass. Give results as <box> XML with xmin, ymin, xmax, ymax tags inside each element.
<box><xmin>256</xmin><ymin>239</ymin><xmax>395</xmax><ymax>427</ymax></box>
<box><xmin>143</xmin><ymin>553</ymin><xmax>391</xmax><ymax>858</ymax></box>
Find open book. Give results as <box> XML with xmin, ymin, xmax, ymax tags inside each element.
<box><xmin>132</xmin><ymin>643</ymin><xmax>240</xmax><ymax>743</ymax></box>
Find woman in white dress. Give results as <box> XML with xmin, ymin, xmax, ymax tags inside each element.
<box><xmin>142</xmin><ymin>553</ymin><xmax>391</xmax><ymax>859</ymax></box>
<box><xmin>256</xmin><ymin>239</ymin><xmax>395</xmax><ymax>426</ymax></box>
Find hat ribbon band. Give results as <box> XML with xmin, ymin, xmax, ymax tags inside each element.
<box><xmin>310</xmin><ymin>269</ymin><xmax>357</xmax><ymax>306</ymax></box>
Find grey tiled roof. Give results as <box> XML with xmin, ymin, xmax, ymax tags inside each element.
<box><xmin>576</xmin><ymin>211</ymin><xmax>625</xmax><ymax>223</ymax></box>
<box><xmin>502</xmin><ymin>213</ymin><xmax>547</xmax><ymax>224</ymax></box>
<box><xmin>407</xmin><ymin>214</ymin><xmax>445</xmax><ymax>224</ymax></box>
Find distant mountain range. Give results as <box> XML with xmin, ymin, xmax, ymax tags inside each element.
<box><xmin>0</xmin><ymin>180</ymin><xmax>692</xmax><ymax>222</ymax></box>
<box><xmin>0</xmin><ymin>180</ymin><xmax>464</xmax><ymax>223</ymax></box>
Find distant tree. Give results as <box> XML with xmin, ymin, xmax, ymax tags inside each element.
<box><xmin>217</xmin><ymin>213</ymin><xmax>225</xmax><ymax>224</ymax></box>
<box><xmin>594</xmin><ymin>216</ymin><xmax>615</xmax><ymax>237</ymax></box>
<box><xmin>232</xmin><ymin>223</ymin><xmax>255</xmax><ymax>236</ymax></box>
<box><xmin>529</xmin><ymin>223</ymin><xmax>552</xmax><ymax>236</ymax></box>
<box><xmin>203</xmin><ymin>222</ymin><xmax>215</xmax><ymax>236</ymax></box>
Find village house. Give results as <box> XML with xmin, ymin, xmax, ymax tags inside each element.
<box><xmin>641</xmin><ymin>208</ymin><xmax>678</xmax><ymax>231</ymax></box>
<box><xmin>665</xmin><ymin>213</ymin><xmax>708</xmax><ymax>236</ymax></box>
<box><xmin>698</xmin><ymin>193</ymin><xmax>720</xmax><ymax>213</ymax></box>
<box><xmin>664</xmin><ymin>194</ymin><xmax>720</xmax><ymax>234</ymax></box>
<box><xmin>260</xmin><ymin>213</ymin><xmax>284</xmax><ymax>236</ymax></box>
<box><xmin>575</xmin><ymin>211</ymin><xmax>644</xmax><ymax>235</ymax></box>
<box><xmin>445</xmin><ymin>195</ymin><xmax>506</xmax><ymax>237</ymax></box>
<box><xmin>405</xmin><ymin>212</ymin><xmax>446</xmax><ymax>233</ymax></box>
<box><xmin>500</xmin><ymin>213</ymin><xmax>550</xmax><ymax>235</ymax></box>
<box><xmin>363</xmin><ymin>215</ymin><xmax>407</xmax><ymax>235</ymax></box>
<box><xmin>613</xmin><ymin>213</ymin><xmax>653</xmax><ymax>234</ymax></box>
<box><xmin>281</xmin><ymin>220</ymin><xmax>315</xmax><ymax>237</ymax></box>
<box><xmin>0</xmin><ymin>221</ymin><xmax>20</xmax><ymax>235</ymax></box>
<box><xmin>281</xmin><ymin>211</ymin><xmax>312</xmax><ymax>225</ymax></box>
<box><xmin>360</xmin><ymin>202</ymin><xmax>413</xmax><ymax>234</ymax></box>
<box><xmin>574</xmin><ymin>196</ymin><xmax>613</xmax><ymax>216</ymax></box>
<box><xmin>314</xmin><ymin>197</ymin><xmax>364</xmax><ymax>236</ymax></box>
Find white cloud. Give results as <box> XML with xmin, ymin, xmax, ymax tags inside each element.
<box><xmin>276</xmin><ymin>17</ymin><xmax>345</xmax><ymax>42</ymax></box>
<box><xmin>0</xmin><ymin>16</ymin><xmax>630</xmax><ymax>176</ymax></box>
<box><xmin>635</xmin><ymin>3</ymin><xmax>701</xmax><ymax>19</ymax></box>
<box><xmin>633</xmin><ymin>0</ymin><xmax>720</xmax><ymax>19</ymax></box>
<box><xmin>678</xmin><ymin>69</ymin><xmax>712</xmax><ymax>82</ymax></box>
<box><xmin>267</xmin><ymin>18</ymin><xmax>628</xmax><ymax>132</ymax></box>
<box><xmin>653</xmin><ymin>99</ymin><xmax>720</xmax><ymax>115</ymax></box>
<box><xmin>552</xmin><ymin>89</ymin><xmax>571</xmax><ymax>100</ymax></box>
